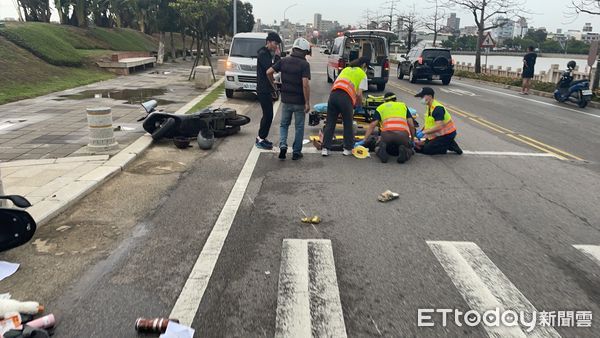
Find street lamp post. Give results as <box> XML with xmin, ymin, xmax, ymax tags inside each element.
<box><xmin>233</xmin><ymin>0</ymin><xmax>237</xmax><ymax>35</ymax></box>
<box><xmin>283</xmin><ymin>3</ymin><xmax>298</xmax><ymax>23</ymax></box>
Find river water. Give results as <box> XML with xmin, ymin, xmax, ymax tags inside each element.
<box><xmin>391</xmin><ymin>53</ymin><xmax>591</xmax><ymax>74</ymax></box>
<box><xmin>453</xmin><ymin>55</ymin><xmax>592</xmax><ymax>74</ymax></box>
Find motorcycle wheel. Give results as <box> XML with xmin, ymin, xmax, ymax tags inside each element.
<box><xmin>151</xmin><ymin>117</ymin><xmax>176</xmax><ymax>140</ymax></box>
<box><xmin>226</xmin><ymin>115</ymin><xmax>251</xmax><ymax>127</ymax></box>
<box><xmin>578</xmin><ymin>100</ymin><xmax>588</xmax><ymax>108</ymax></box>
<box><xmin>213</xmin><ymin>125</ymin><xmax>241</xmax><ymax>138</ymax></box>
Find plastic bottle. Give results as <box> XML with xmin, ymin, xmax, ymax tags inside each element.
<box><xmin>0</xmin><ymin>300</ymin><xmax>44</xmax><ymax>315</ymax></box>
<box><xmin>25</xmin><ymin>314</ymin><xmax>55</xmax><ymax>329</ymax></box>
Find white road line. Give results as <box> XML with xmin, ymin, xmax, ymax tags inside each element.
<box><xmin>308</xmin><ymin>239</ymin><xmax>347</xmax><ymax>337</ymax></box>
<box><xmin>453</xmin><ymin>81</ymin><xmax>600</xmax><ymax>119</ymax></box>
<box><xmin>461</xmin><ymin>151</ymin><xmax>559</xmax><ymax>158</ymax></box>
<box><xmin>275</xmin><ymin>239</ymin><xmax>347</xmax><ymax>338</ymax></box>
<box><xmin>268</xmin><ymin>147</ymin><xmax>559</xmax><ymax>158</ymax></box>
<box><xmin>169</xmin><ymin>100</ymin><xmax>281</xmax><ymax>326</ymax></box>
<box><xmin>276</xmin><ymin>239</ymin><xmax>312</xmax><ymax>337</ymax></box>
<box><xmin>573</xmin><ymin>245</ymin><xmax>600</xmax><ymax>266</ymax></box>
<box><xmin>427</xmin><ymin>241</ymin><xmax>561</xmax><ymax>338</ymax></box>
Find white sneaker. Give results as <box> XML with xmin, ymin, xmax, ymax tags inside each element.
<box><xmin>321</xmin><ymin>148</ymin><xmax>329</xmax><ymax>156</ymax></box>
<box><xmin>343</xmin><ymin>149</ymin><xmax>352</xmax><ymax>156</ymax></box>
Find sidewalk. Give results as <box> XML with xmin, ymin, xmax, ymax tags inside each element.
<box><xmin>1</xmin><ymin>60</ymin><xmax>225</xmax><ymax>226</ymax></box>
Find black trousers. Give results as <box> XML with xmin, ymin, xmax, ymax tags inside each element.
<box><xmin>416</xmin><ymin>132</ymin><xmax>457</xmax><ymax>155</ymax></box>
<box><xmin>381</xmin><ymin>131</ymin><xmax>413</xmax><ymax>159</ymax></box>
<box><xmin>323</xmin><ymin>90</ymin><xmax>354</xmax><ymax>151</ymax></box>
<box><xmin>257</xmin><ymin>92</ymin><xmax>273</xmax><ymax>140</ymax></box>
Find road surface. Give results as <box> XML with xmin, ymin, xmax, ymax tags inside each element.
<box><xmin>13</xmin><ymin>52</ymin><xmax>600</xmax><ymax>337</ymax></box>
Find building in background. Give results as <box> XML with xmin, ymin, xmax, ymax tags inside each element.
<box><xmin>492</xmin><ymin>17</ymin><xmax>515</xmax><ymax>41</ymax></box>
<box><xmin>583</xmin><ymin>23</ymin><xmax>593</xmax><ymax>32</ymax></box>
<box><xmin>446</xmin><ymin>13</ymin><xmax>460</xmax><ymax>33</ymax></box>
<box><xmin>460</xmin><ymin>26</ymin><xmax>478</xmax><ymax>36</ymax></box>
<box><xmin>314</xmin><ymin>13</ymin><xmax>322</xmax><ymax>31</ymax></box>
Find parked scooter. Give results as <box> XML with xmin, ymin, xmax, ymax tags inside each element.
<box><xmin>0</xmin><ymin>195</ymin><xmax>36</xmax><ymax>252</ymax></box>
<box><xmin>138</xmin><ymin>100</ymin><xmax>250</xmax><ymax>150</ymax></box>
<box><xmin>553</xmin><ymin>61</ymin><xmax>593</xmax><ymax>108</ymax></box>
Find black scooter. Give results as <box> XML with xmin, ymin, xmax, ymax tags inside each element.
<box><xmin>0</xmin><ymin>195</ymin><xmax>36</xmax><ymax>252</ymax></box>
<box><xmin>139</xmin><ymin>100</ymin><xmax>251</xmax><ymax>143</ymax></box>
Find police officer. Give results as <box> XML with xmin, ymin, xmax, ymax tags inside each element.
<box><xmin>414</xmin><ymin>87</ymin><xmax>462</xmax><ymax>155</ymax></box>
<box><xmin>363</xmin><ymin>92</ymin><xmax>416</xmax><ymax>163</ymax></box>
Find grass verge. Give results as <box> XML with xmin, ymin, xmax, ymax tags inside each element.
<box><xmin>186</xmin><ymin>82</ymin><xmax>225</xmax><ymax>113</ymax></box>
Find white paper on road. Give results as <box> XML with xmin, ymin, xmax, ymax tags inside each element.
<box><xmin>0</xmin><ymin>261</ymin><xmax>19</xmax><ymax>281</ymax></box>
<box><xmin>159</xmin><ymin>321</ymin><xmax>195</xmax><ymax>338</ymax></box>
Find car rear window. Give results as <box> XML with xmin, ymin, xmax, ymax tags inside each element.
<box><xmin>422</xmin><ymin>49</ymin><xmax>451</xmax><ymax>60</ymax></box>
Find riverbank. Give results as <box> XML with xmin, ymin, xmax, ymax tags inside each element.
<box><xmin>450</xmin><ymin>51</ymin><xmax>588</xmax><ymax>59</ymax></box>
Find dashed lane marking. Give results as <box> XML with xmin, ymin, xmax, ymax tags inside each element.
<box><xmin>275</xmin><ymin>239</ymin><xmax>347</xmax><ymax>338</ymax></box>
<box><xmin>427</xmin><ymin>241</ymin><xmax>561</xmax><ymax>338</ymax></box>
<box><xmin>169</xmin><ymin>100</ymin><xmax>281</xmax><ymax>325</ymax></box>
<box><xmin>573</xmin><ymin>245</ymin><xmax>600</xmax><ymax>266</ymax></box>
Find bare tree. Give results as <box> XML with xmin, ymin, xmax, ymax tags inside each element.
<box><xmin>445</xmin><ymin>0</ymin><xmax>526</xmax><ymax>73</ymax></box>
<box><xmin>381</xmin><ymin>0</ymin><xmax>400</xmax><ymax>31</ymax></box>
<box><xmin>571</xmin><ymin>0</ymin><xmax>600</xmax><ymax>14</ymax></box>
<box><xmin>424</xmin><ymin>0</ymin><xmax>447</xmax><ymax>47</ymax></box>
<box><xmin>399</xmin><ymin>6</ymin><xmax>422</xmax><ymax>51</ymax></box>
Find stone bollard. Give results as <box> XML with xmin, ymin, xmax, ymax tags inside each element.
<box><xmin>194</xmin><ymin>66</ymin><xmax>213</xmax><ymax>89</ymax></box>
<box><xmin>216</xmin><ymin>59</ymin><xmax>226</xmax><ymax>76</ymax></box>
<box><xmin>86</xmin><ymin>107</ymin><xmax>118</xmax><ymax>153</ymax></box>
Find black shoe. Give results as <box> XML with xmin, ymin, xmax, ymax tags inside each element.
<box><xmin>449</xmin><ymin>140</ymin><xmax>463</xmax><ymax>155</ymax></box>
<box><xmin>397</xmin><ymin>145</ymin><xmax>408</xmax><ymax>164</ymax></box>
<box><xmin>292</xmin><ymin>152</ymin><xmax>303</xmax><ymax>160</ymax></box>
<box><xmin>376</xmin><ymin>143</ymin><xmax>389</xmax><ymax>163</ymax></box>
<box><xmin>279</xmin><ymin>147</ymin><xmax>287</xmax><ymax>160</ymax></box>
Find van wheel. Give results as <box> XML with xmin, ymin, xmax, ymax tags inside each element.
<box><xmin>442</xmin><ymin>77</ymin><xmax>451</xmax><ymax>85</ymax></box>
<box><xmin>377</xmin><ymin>83</ymin><xmax>386</xmax><ymax>91</ymax></box>
<box><xmin>327</xmin><ymin>68</ymin><xmax>333</xmax><ymax>83</ymax></box>
<box><xmin>409</xmin><ymin>68</ymin><xmax>417</xmax><ymax>83</ymax></box>
<box><xmin>397</xmin><ymin>68</ymin><xmax>404</xmax><ymax>80</ymax></box>
<box><xmin>225</xmin><ymin>89</ymin><xmax>234</xmax><ymax>98</ymax></box>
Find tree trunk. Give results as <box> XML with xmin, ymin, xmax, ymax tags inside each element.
<box><xmin>204</xmin><ymin>38</ymin><xmax>216</xmax><ymax>80</ymax></box>
<box><xmin>189</xmin><ymin>34</ymin><xmax>201</xmax><ymax>80</ymax></box>
<box><xmin>170</xmin><ymin>32</ymin><xmax>176</xmax><ymax>61</ymax></box>
<box><xmin>182</xmin><ymin>32</ymin><xmax>186</xmax><ymax>61</ymax></box>
<box><xmin>475</xmin><ymin>8</ymin><xmax>485</xmax><ymax>74</ymax></box>
<box><xmin>407</xmin><ymin>27</ymin><xmax>413</xmax><ymax>51</ymax></box>
<box><xmin>138</xmin><ymin>10</ymin><xmax>146</xmax><ymax>33</ymax></box>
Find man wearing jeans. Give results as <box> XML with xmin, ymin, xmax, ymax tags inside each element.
<box><xmin>267</xmin><ymin>38</ymin><xmax>311</xmax><ymax>160</ymax></box>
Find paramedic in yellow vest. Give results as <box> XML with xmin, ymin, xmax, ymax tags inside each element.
<box><xmin>363</xmin><ymin>92</ymin><xmax>416</xmax><ymax>164</ymax></box>
<box><xmin>414</xmin><ymin>87</ymin><xmax>463</xmax><ymax>155</ymax></box>
<box><xmin>322</xmin><ymin>57</ymin><xmax>370</xmax><ymax>156</ymax></box>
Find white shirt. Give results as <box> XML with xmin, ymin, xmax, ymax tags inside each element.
<box><xmin>359</xmin><ymin>77</ymin><xmax>368</xmax><ymax>91</ymax></box>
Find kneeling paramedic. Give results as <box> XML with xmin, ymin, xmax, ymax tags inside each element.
<box><xmin>363</xmin><ymin>92</ymin><xmax>416</xmax><ymax>163</ymax></box>
<box><xmin>414</xmin><ymin>87</ymin><xmax>462</xmax><ymax>155</ymax></box>
<box><xmin>322</xmin><ymin>57</ymin><xmax>369</xmax><ymax>156</ymax></box>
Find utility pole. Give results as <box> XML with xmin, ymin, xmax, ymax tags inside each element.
<box><xmin>233</xmin><ymin>0</ymin><xmax>237</xmax><ymax>35</ymax></box>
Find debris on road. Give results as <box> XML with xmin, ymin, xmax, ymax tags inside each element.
<box><xmin>0</xmin><ymin>299</ymin><xmax>44</xmax><ymax>315</ymax></box>
<box><xmin>135</xmin><ymin>317</ymin><xmax>180</xmax><ymax>334</ymax></box>
<box><xmin>25</xmin><ymin>314</ymin><xmax>55</xmax><ymax>330</ymax></box>
<box><xmin>378</xmin><ymin>190</ymin><xmax>399</xmax><ymax>203</ymax></box>
<box><xmin>301</xmin><ymin>216</ymin><xmax>322</xmax><ymax>224</ymax></box>
<box><xmin>0</xmin><ymin>262</ymin><xmax>20</xmax><ymax>282</ymax></box>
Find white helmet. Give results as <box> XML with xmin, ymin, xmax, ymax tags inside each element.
<box><xmin>292</xmin><ymin>38</ymin><xmax>311</xmax><ymax>52</ymax></box>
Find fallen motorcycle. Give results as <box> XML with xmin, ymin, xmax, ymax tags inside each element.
<box><xmin>0</xmin><ymin>195</ymin><xmax>36</xmax><ymax>252</ymax></box>
<box><xmin>553</xmin><ymin>61</ymin><xmax>593</xmax><ymax>108</ymax></box>
<box><xmin>139</xmin><ymin>100</ymin><xmax>251</xmax><ymax>149</ymax></box>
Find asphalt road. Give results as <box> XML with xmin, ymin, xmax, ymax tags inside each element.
<box><xmin>44</xmin><ymin>53</ymin><xmax>600</xmax><ymax>337</ymax></box>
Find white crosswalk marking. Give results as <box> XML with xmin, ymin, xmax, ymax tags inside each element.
<box><xmin>275</xmin><ymin>239</ymin><xmax>347</xmax><ymax>338</ymax></box>
<box><xmin>573</xmin><ymin>245</ymin><xmax>600</xmax><ymax>266</ymax></box>
<box><xmin>427</xmin><ymin>241</ymin><xmax>561</xmax><ymax>338</ymax></box>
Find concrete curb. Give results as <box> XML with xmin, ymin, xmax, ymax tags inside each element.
<box><xmin>29</xmin><ymin>78</ymin><xmax>225</xmax><ymax>226</ymax></box>
<box><xmin>175</xmin><ymin>77</ymin><xmax>224</xmax><ymax>114</ymax></box>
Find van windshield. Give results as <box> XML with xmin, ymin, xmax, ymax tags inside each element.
<box><xmin>230</xmin><ymin>38</ymin><xmax>265</xmax><ymax>58</ymax></box>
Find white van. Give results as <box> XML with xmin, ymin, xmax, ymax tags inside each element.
<box><xmin>224</xmin><ymin>32</ymin><xmax>283</xmax><ymax>98</ymax></box>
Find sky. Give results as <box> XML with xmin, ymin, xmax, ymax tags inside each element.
<box><xmin>0</xmin><ymin>0</ymin><xmax>597</xmax><ymax>33</ymax></box>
